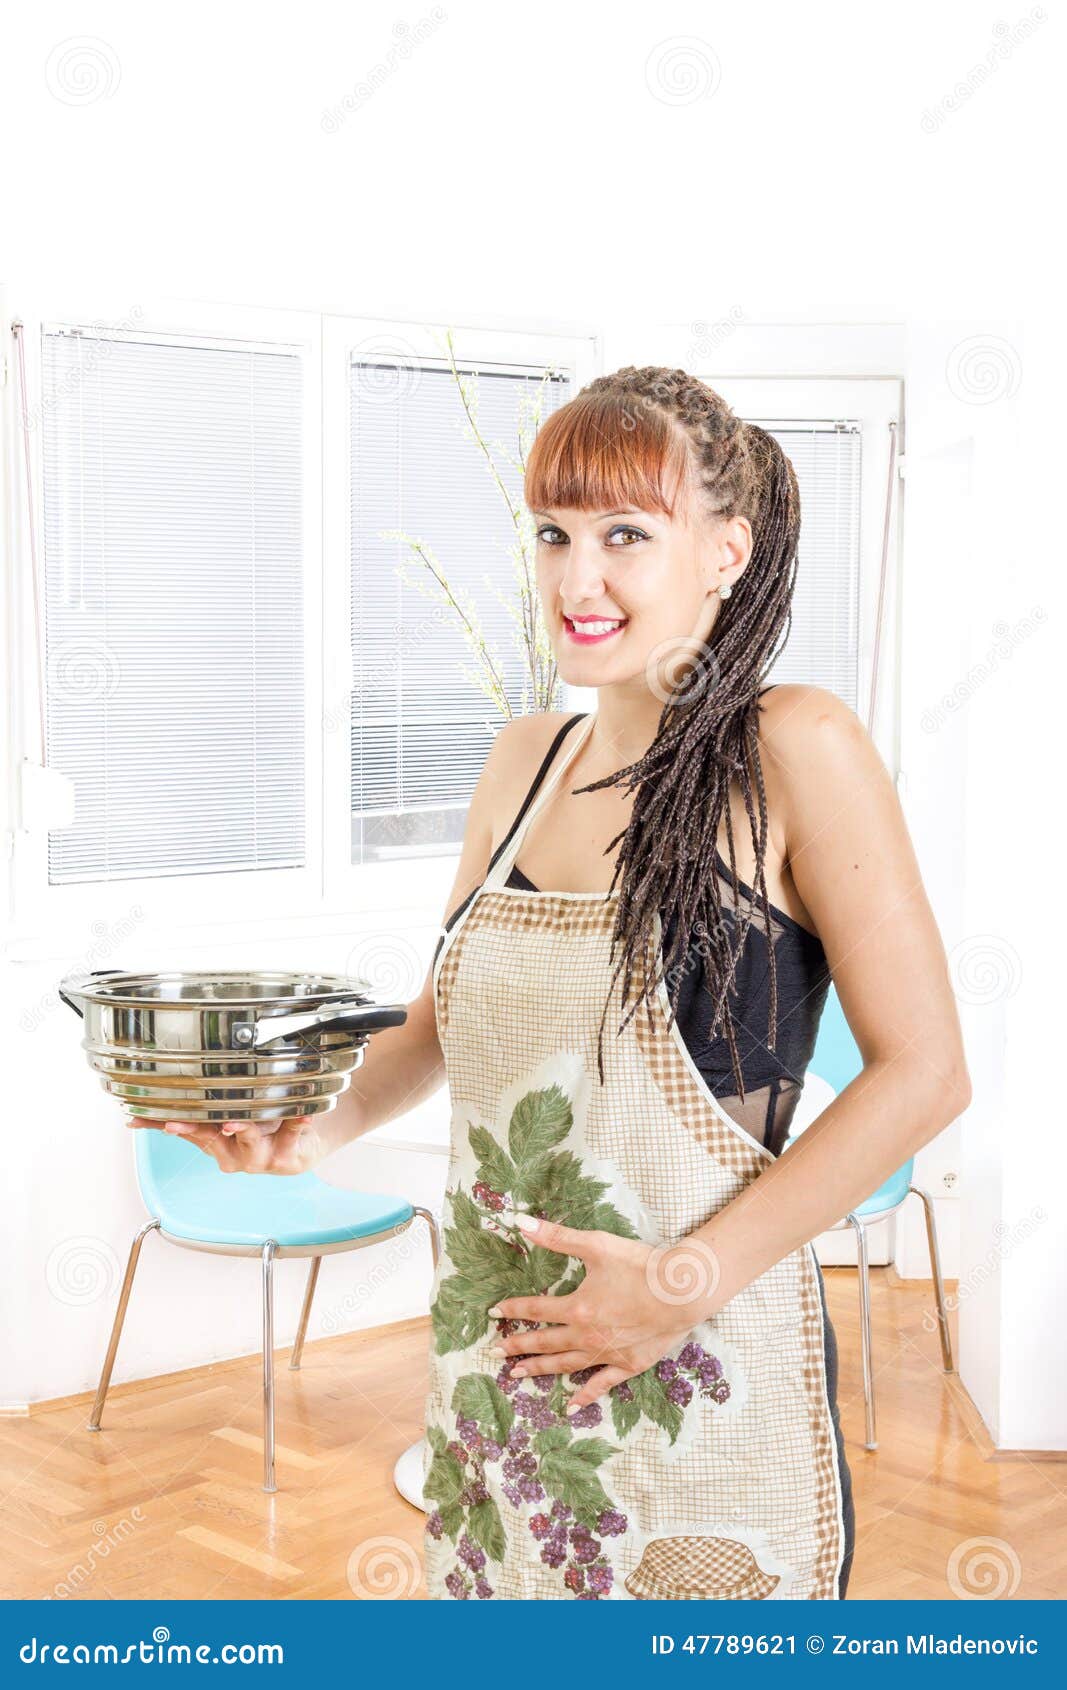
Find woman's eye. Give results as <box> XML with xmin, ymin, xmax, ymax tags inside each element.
<box><xmin>536</xmin><ymin>525</ymin><xmax>567</xmax><ymax>546</ymax></box>
<box><xmin>605</xmin><ymin>524</ymin><xmax>649</xmax><ymax>546</ymax></box>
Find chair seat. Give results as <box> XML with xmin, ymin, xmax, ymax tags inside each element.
<box><xmin>135</xmin><ymin>1131</ymin><xmax>414</xmax><ymax>1249</ymax></box>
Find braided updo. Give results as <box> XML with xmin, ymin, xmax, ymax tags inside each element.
<box><xmin>524</xmin><ymin>366</ymin><xmax>802</xmax><ymax>1094</ymax></box>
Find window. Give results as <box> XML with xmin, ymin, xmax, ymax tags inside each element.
<box><xmin>348</xmin><ymin>359</ymin><xmax>570</xmax><ymax>864</ymax></box>
<box><xmin>20</xmin><ymin>311</ymin><xmax>883</xmax><ymax>937</ymax></box>
<box><xmin>702</xmin><ymin>375</ymin><xmax>901</xmax><ymax>737</ymax></box>
<box><xmin>761</xmin><ymin>423</ymin><xmax>862</xmax><ymax>708</ymax></box>
<box><xmin>40</xmin><ymin>327</ymin><xmax>305</xmax><ymax>885</ymax></box>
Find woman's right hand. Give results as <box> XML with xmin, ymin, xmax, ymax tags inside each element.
<box><xmin>127</xmin><ymin>1114</ymin><xmax>330</xmax><ymax>1175</ymax></box>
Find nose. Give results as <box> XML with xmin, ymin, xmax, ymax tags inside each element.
<box><xmin>556</xmin><ymin>535</ymin><xmax>610</xmax><ymax>611</ymax></box>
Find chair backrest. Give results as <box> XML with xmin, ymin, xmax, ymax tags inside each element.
<box><xmin>134</xmin><ymin>1126</ymin><xmax>223</xmax><ymax>1215</ymax></box>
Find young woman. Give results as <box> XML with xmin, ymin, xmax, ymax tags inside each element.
<box><xmin>142</xmin><ymin>367</ymin><xmax>971</xmax><ymax>1601</ymax></box>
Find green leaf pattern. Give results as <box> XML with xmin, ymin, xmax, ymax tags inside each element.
<box><xmin>425</xmin><ymin>1083</ymin><xmax>732</xmax><ymax>1599</ymax></box>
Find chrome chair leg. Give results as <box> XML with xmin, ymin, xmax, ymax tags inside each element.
<box><xmin>87</xmin><ymin>1219</ymin><xmax>161</xmax><ymax>1432</ymax></box>
<box><xmin>262</xmin><ymin>1241</ymin><xmax>278</xmax><ymax>1493</ymax></box>
<box><xmin>413</xmin><ymin>1204</ymin><xmax>441</xmax><ymax>1269</ymax></box>
<box><xmin>909</xmin><ymin>1184</ymin><xmax>955</xmax><ymax>1373</ymax></box>
<box><xmin>289</xmin><ymin>1256</ymin><xmax>321</xmax><ymax>1371</ymax></box>
<box><xmin>848</xmin><ymin>1212</ymin><xmax>877</xmax><ymax>1451</ymax></box>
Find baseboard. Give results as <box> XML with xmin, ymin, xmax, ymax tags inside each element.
<box><xmin>885</xmin><ymin>1264</ymin><xmax>958</xmax><ymax>1292</ymax></box>
<box><xmin>942</xmin><ymin>1368</ymin><xmax>1067</xmax><ymax>1464</ymax></box>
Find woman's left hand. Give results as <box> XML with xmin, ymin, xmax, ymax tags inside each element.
<box><xmin>487</xmin><ymin>1213</ymin><xmax>723</xmax><ymax>1413</ymax></box>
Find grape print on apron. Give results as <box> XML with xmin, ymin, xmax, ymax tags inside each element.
<box><xmin>424</xmin><ymin>713</ymin><xmax>848</xmax><ymax>1600</ymax></box>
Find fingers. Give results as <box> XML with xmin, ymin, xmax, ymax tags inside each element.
<box><xmin>159</xmin><ymin>1119</ymin><xmax>271</xmax><ymax>1174</ymax></box>
<box><xmin>508</xmin><ymin>1351</ymin><xmax>589</xmax><ymax>1379</ymax></box>
<box><xmin>126</xmin><ymin>1115</ymin><xmax>315</xmax><ymax>1176</ymax></box>
<box><xmin>218</xmin><ymin>1115</ymin><xmax>311</xmax><ymax>1140</ymax></box>
<box><xmin>160</xmin><ymin>1121</ymin><xmax>234</xmax><ymax>1165</ymax></box>
<box><xmin>564</xmin><ymin>1364</ymin><xmax>631</xmax><ymax>1413</ymax></box>
<box><xmin>505</xmin><ymin>1211</ymin><xmax>604</xmax><ymax>1261</ymax></box>
<box><xmin>490</xmin><ymin>1324</ymin><xmax>578</xmax><ymax>1358</ymax></box>
<box><xmin>489</xmin><ymin>1293</ymin><xmax>578</xmax><ymax>1324</ymax></box>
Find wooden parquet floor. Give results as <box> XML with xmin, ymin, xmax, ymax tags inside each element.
<box><xmin>1</xmin><ymin>1269</ymin><xmax>1064</xmax><ymax>1601</ymax></box>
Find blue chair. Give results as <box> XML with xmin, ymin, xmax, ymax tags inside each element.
<box><xmin>88</xmin><ymin>1128</ymin><xmax>440</xmax><ymax>1491</ymax></box>
<box><xmin>787</xmin><ymin>986</ymin><xmax>955</xmax><ymax>1450</ymax></box>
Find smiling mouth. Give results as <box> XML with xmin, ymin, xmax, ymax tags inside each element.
<box><xmin>563</xmin><ymin>614</ymin><xmax>629</xmax><ymax>643</ymax></box>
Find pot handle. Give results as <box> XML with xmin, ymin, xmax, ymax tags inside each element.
<box><xmin>57</xmin><ymin>968</ymin><xmax>127</xmax><ymax>1019</ymax></box>
<box><xmin>242</xmin><ymin>1000</ymin><xmax>408</xmax><ymax>1048</ymax></box>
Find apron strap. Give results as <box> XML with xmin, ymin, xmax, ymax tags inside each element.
<box><xmin>483</xmin><ymin>711</ymin><xmax>596</xmax><ymax>890</ymax></box>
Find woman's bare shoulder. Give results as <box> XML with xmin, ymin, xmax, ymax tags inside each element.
<box><xmin>755</xmin><ymin>683</ymin><xmax>892</xmax><ymax>843</ymax></box>
<box><xmin>480</xmin><ymin>709</ymin><xmax>585</xmax><ymax>826</ymax></box>
<box><xmin>490</xmin><ymin>708</ymin><xmax>584</xmax><ymax>771</ymax></box>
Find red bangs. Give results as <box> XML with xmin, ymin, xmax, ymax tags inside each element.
<box><xmin>525</xmin><ymin>390</ymin><xmax>690</xmax><ymax>517</ymax></box>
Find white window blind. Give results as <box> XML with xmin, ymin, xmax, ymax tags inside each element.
<box><xmin>41</xmin><ymin>329</ymin><xmax>305</xmax><ymax>884</ymax></box>
<box><xmin>758</xmin><ymin>424</ymin><xmax>862</xmax><ymax>707</ymax></box>
<box><xmin>349</xmin><ymin>361</ymin><xmax>569</xmax><ymax>864</ymax></box>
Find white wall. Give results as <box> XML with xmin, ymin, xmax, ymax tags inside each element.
<box><xmin>1</xmin><ymin>0</ymin><xmax>1061</xmax><ymax>1445</ymax></box>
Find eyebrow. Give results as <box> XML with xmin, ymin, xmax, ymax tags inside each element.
<box><xmin>533</xmin><ymin>508</ymin><xmax>648</xmax><ymax>521</ymax></box>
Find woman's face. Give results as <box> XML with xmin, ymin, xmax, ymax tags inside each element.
<box><xmin>533</xmin><ymin>493</ymin><xmax>751</xmax><ymax>693</ymax></box>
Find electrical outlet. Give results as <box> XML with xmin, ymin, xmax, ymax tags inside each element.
<box><xmin>941</xmin><ymin>1170</ymin><xmax>959</xmax><ymax>1194</ymax></box>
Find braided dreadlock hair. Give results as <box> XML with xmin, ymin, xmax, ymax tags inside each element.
<box><xmin>524</xmin><ymin>366</ymin><xmax>801</xmax><ymax>1093</ymax></box>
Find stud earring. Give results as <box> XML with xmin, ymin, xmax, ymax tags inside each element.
<box><xmin>719</xmin><ymin>583</ymin><xmax>733</xmax><ymax>600</ymax></box>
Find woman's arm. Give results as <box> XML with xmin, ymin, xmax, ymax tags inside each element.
<box><xmin>687</xmin><ymin>682</ymin><xmax>972</xmax><ymax>1304</ymax></box>
<box><xmin>490</xmin><ymin>686</ymin><xmax>972</xmax><ymax>1406</ymax></box>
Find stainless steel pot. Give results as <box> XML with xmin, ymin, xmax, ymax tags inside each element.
<box><xmin>59</xmin><ymin>969</ymin><xmax>408</xmax><ymax>1123</ymax></box>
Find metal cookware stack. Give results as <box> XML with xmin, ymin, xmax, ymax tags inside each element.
<box><xmin>58</xmin><ymin>969</ymin><xmax>408</xmax><ymax>1124</ymax></box>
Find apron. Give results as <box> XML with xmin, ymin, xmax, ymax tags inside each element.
<box><xmin>423</xmin><ymin>713</ymin><xmax>848</xmax><ymax>1600</ymax></box>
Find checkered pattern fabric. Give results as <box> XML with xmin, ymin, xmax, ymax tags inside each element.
<box><xmin>624</xmin><ymin>1534</ymin><xmax>780</xmax><ymax>1600</ymax></box>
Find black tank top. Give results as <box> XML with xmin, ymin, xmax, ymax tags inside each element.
<box><xmin>439</xmin><ymin>699</ymin><xmax>831</xmax><ymax>1157</ymax></box>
